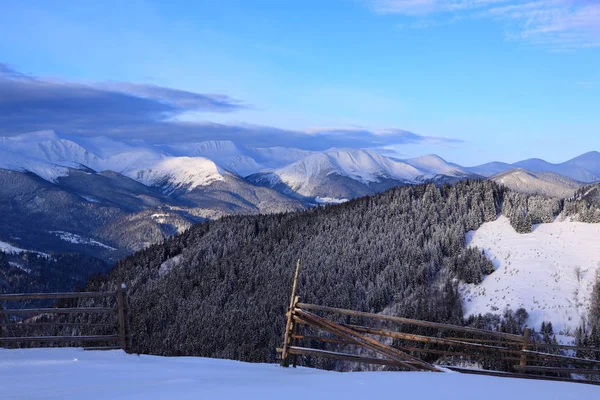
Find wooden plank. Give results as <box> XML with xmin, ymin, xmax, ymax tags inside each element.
<box><xmin>444</xmin><ymin>337</ymin><xmax>523</xmax><ymax>346</ymax></box>
<box><xmin>291</xmin><ymin>333</ymin><xmax>523</xmax><ymax>363</ymax></box>
<box><xmin>513</xmin><ymin>365</ymin><xmax>600</xmax><ymax>375</ymax></box>
<box><xmin>116</xmin><ymin>285</ymin><xmax>127</xmax><ymax>352</ymax></box>
<box><xmin>295</xmin><ymin>309</ymin><xmax>440</xmax><ymax>372</ymax></box>
<box><xmin>520</xmin><ymin>328</ymin><xmax>531</xmax><ymax>367</ymax></box>
<box><xmin>348</xmin><ymin>324</ymin><xmax>600</xmax><ymax>366</ymax></box>
<box><xmin>282</xmin><ymin>346</ymin><xmax>417</xmax><ymax>368</ymax></box>
<box><xmin>280</xmin><ymin>259</ymin><xmax>301</xmax><ymax>367</ymax></box>
<box><xmin>296</xmin><ymin>319</ymin><xmax>600</xmax><ymax>367</ymax></box>
<box><xmin>1</xmin><ymin>323</ymin><xmax>115</xmax><ymax>328</ymax></box>
<box><xmin>296</xmin><ymin>303</ymin><xmax>524</xmax><ymax>342</ymax></box>
<box><xmin>344</xmin><ymin>324</ymin><xmax>526</xmax><ymax>356</ymax></box>
<box><xmin>292</xmin><ymin>334</ymin><xmax>354</xmax><ymax>345</ymax></box>
<box><xmin>447</xmin><ymin>336</ymin><xmax>599</xmax><ymax>353</ymax></box>
<box><xmin>403</xmin><ymin>347</ymin><xmax>522</xmax><ymax>363</ymax></box>
<box><xmin>0</xmin><ymin>308</ymin><xmax>116</xmax><ymax>315</ymax></box>
<box><xmin>0</xmin><ymin>292</ymin><xmax>117</xmax><ymax>301</ymax></box>
<box><xmin>294</xmin><ymin>314</ymin><xmax>419</xmax><ymax>371</ymax></box>
<box><xmin>0</xmin><ymin>335</ymin><xmax>120</xmax><ymax>343</ymax></box>
<box><xmin>521</xmin><ymin>350</ymin><xmax>600</xmax><ymax>366</ymax></box>
<box><xmin>443</xmin><ymin>365</ymin><xmax>600</xmax><ymax>387</ymax></box>
<box><xmin>525</xmin><ymin>343</ymin><xmax>600</xmax><ymax>353</ymax></box>
<box><xmin>84</xmin><ymin>346</ymin><xmax>122</xmax><ymax>351</ymax></box>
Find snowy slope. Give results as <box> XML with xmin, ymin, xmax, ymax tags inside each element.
<box><xmin>133</xmin><ymin>157</ymin><xmax>226</xmax><ymax>193</ymax></box>
<box><xmin>403</xmin><ymin>154</ymin><xmax>471</xmax><ymax>177</ymax></box>
<box><xmin>260</xmin><ymin>149</ymin><xmax>424</xmax><ymax>198</ymax></box>
<box><xmin>490</xmin><ymin>169</ymin><xmax>583</xmax><ymax>198</ymax></box>
<box><xmin>469</xmin><ymin>153</ymin><xmax>600</xmax><ymax>182</ymax></box>
<box><xmin>0</xmin><ymin>131</ymin><xmax>166</xmax><ymax>178</ymax></box>
<box><xmin>0</xmin><ymin>240</ymin><xmax>49</xmax><ymax>257</ymax></box>
<box><xmin>161</xmin><ymin>140</ymin><xmax>264</xmax><ymax>176</ymax></box>
<box><xmin>0</xmin><ymin>148</ymin><xmax>70</xmax><ymax>182</ymax></box>
<box><xmin>1</xmin><ymin>348</ymin><xmax>597</xmax><ymax>400</ymax></box>
<box><xmin>277</xmin><ymin>149</ymin><xmax>421</xmax><ymax>185</ymax></box>
<box><xmin>462</xmin><ymin>216</ymin><xmax>600</xmax><ymax>335</ymax></box>
<box><xmin>513</xmin><ymin>158</ymin><xmax>599</xmax><ymax>183</ymax></box>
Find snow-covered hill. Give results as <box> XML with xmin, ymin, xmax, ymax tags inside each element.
<box><xmin>133</xmin><ymin>157</ymin><xmax>227</xmax><ymax>194</ymax></box>
<box><xmin>256</xmin><ymin>149</ymin><xmax>424</xmax><ymax>199</ymax></box>
<box><xmin>490</xmin><ymin>169</ymin><xmax>583</xmax><ymax>198</ymax></box>
<box><xmin>2</xmin><ymin>348</ymin><xmax>597</xmax><ymax>400</ymax></box>
<box><xmin>403</xmin><ymin>154</ymin><xmax>471</xmax><ymax>178</ymax></box>
<box><xmin>466</xmin><ymin>161</ymin><xmax>514</xmax><ymax>177</ymax></box>
<box><xmin>469</xmin><ymin>152</ymin><xmax>600</xmax><ymax>183</ymax></box>
<box><xmin>462</xmin><ymin>216</ymin><xmax>600</xmax><ymax>336</ymax></box>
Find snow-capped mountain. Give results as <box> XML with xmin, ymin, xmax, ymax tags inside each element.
<box><xmin>248</xmin><ymin>149</ymin><xmax>427</xmax><ymax>199</ymax></box>
<box><xmin>402</xmin><ymin>154</ymin><xmax>471</xmax><ymax>178</ymax></box>
<box><xmin>0</xmin><ymin>131</ymin><xmax>476</xmax><ymax>201</ymax></box>
<box><xmin>133</xmin><ymin>157</ymin><xmax>227</xmax><ymax>194</ymax></box>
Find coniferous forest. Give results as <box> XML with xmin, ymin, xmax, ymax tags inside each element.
<box><xmin>79</xmin><ymin>180</ymin><xmax>597</xmax><ymax>364</ymax></box>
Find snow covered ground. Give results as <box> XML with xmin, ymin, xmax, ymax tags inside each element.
<box><xmin>50</xmin><ymin>231</ymin><xmax>116</xmax><ymax>250</ymax></box>
<box><xmin>0</xmin><ymin>240</ymin><xmax>49</xmax><ymax>257</ymax></box>
<box><xmin>1</xmin><ymin>348</ymin><xmax>598</xmax><ymax>400</ymax></box>
<box><xmin>462</xmin><ymin>216</ymin><xmax>600</xmax><ymax>335</ymax></box>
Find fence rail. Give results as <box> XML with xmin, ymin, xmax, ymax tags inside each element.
<box><xmin>278</xmin><ymin>261</ymin><xmax>600</xmax><ymax>385</ymax></box>
<box><xmin>281</xmin><ymin>301</ymin><xmax>600</xmax><ymax>384</ymax></box>
<box><xmin>0</xmin><ymin>285</ymin><xmax>130</xmax><ymax>352</ymax></box>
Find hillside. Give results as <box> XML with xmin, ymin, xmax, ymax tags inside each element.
<box><xmin>490</xmin><ymin>169</ymin><xmax>583</xmax><ymax>198</ymax></box>
<box><xmin>462</xmin><ymin>216</ymin><xmax>600</xmax><ymax>335</ymax></box>
<box><xmin>2</xmin><ymin>348</ymin><xmax>598</xmax><ymax>400</ymax></box>
<box><xmin>86</xmin><ymin>181</ymin><xmax>505</xmax><ymax>361</ymax></box>
<box><xmin>469</xmin><ymin>152</ymin><xmax>600</xmax><ymax>183</ymax></box>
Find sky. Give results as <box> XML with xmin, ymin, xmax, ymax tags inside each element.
<box><xmin>0</xmin><ymin>0</ymin><xmax>599</xmax><ymax>166</ymax></box>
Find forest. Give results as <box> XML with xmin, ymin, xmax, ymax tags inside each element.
<box><xmin>80</xmin><ymin>180</ymin><xmax>598</xmax><ymax>363</ymax></box>
<box><xmin>4</xmin><ymin>180</ymin><xmax>599</xmax><ymax>369</ymax></box>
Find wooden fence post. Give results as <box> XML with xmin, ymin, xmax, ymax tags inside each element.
<box><xmin>280</xmin><ymin>259</ymin><xmax>301</xmax><ymax>367</ymax></box>
<box><xmin>291</xmin><ymin>295</ymin><xmax>300</xmax><ymax>368</ymax></box>
<box><xmin>520</xmin><ymin>327</ymin><xmax>531</xmax><ymax>368</ymax></box>
<box><xmin>116</xmin><ymin>284</ymin><xmax>128</xmax><ymax>352</ymax></box>
<box><xmin>124</xmin><ymin>286</ymin><xmax>133</xmax><ymax>350</ymax></box>
<box><xmin>0</xmin><ymin>303</ymin><xmax>4</xmax><ymax>340</ymax></box>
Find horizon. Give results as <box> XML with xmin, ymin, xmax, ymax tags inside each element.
<box><xmin>1</xmin><ymin>1</ymin><xmax>599</xmax><ymax>165</ymax></box>
<box><xmin>1</xmin><ymin>128</ymin><xmax>599</xmax><ymax>169</ymax></box>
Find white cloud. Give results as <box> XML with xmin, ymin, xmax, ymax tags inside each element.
<box><xmin>371</xmin><ymin>0</ymin><xmax>509</xmax><ymax>15</ymax></box>
<box><xmin>369</xmin><ymin>0</ymin><xmax>600</xmax><ymax>49</ymax></box>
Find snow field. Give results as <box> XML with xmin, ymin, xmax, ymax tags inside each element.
<box><xmin>1</xmin><ymin>348</ymin><xmax>598</xmax><ymax>400</ymax></box>
<box><xmin>462</xmin><ymin>216</ymin><xmax>600</xmax><ymax>336</ymax></box>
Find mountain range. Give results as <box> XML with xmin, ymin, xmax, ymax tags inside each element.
<box><xmin>0</xmin><ymin>130</ymin><xmax>598</xmax><ymax>262</ymax></box>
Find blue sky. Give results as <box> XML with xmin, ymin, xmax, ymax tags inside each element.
<box><xmin>0</xmin><ymin>0</ymin><xmax>598</xmax><ymax>165</ymax></box>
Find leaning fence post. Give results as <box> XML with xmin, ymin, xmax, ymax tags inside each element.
<box><xmin>520</xmin><ymin>327</ymin><xmax>531</xmax><ymax>368</ymax></box>
<box><xmin>116</xmin><ymin>284</ymin><xmax>128</xmax><ymax>352</ymax></box>
<box><xmin>280</xmin><ymin>259</ymin><xmax>301</xmax><ymax>367</ymax></box>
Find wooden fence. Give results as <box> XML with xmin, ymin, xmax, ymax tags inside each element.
<box><xmin>278</xmin><ymin>261</ymin><xmax>600</xmax><ymax>386</ymax></box>
<box><xmin>0</xmin><ymin>285</ymin><xmax>130</xmax><ymax>352</ymax></box>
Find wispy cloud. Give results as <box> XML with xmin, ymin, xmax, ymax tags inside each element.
<box><xmin>371</xmin><ymin>0</ymin><xmax>509</xmax><ymax>16</ymax></box>
<box><xmin>0</xmin><ymin>63</ymin><xmax>247</xmax><ymax>130</ymax></box>
<box><xmin>369</xmin><ymin>0</ymin><xmax>600</xmax><ymax>49</ymax></box>
<box><xmin>576</xmin><ymin>81</ymin><xmax>594</xmax><ymax>88</ymax></box>
<box><xmin>0</xmin><ymin>64</ymin><xmax>462</xmax><ymax>150</ymax></box>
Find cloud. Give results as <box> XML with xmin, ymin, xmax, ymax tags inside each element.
<box><xmin>0</xmin><ymin>63</ymin><xmax>247</xmax><ymax>134</ymax></box>
<box><xmin>369</xmin><ymin>0</ymin><xmax>600</xmax><ymax>49</ymax></box>
<box><xmin>370</xmin><ymin>0</ymin><xmax>509</xmax><ymax>16</ymax></box>
<box><xmin>0</xmin><ymin>64</ymin><xmax>461</xmax><ymax>150</ymax></box>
